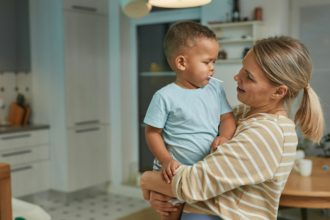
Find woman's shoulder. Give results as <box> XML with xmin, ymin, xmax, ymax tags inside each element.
<box><xmin>232</xmin><ymin>104</ymin><xmax>249</xmax><ymax>120</ymax></box>
<box><xmin>237</xmin><ymin>112</ymin><xmax>297</xmax><ymax>145</ymax></box>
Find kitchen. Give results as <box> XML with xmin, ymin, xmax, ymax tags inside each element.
<box><xmin>1</xmin><ymin>0</ymin><xmax>330</xmax><ymax>219</ymax></box>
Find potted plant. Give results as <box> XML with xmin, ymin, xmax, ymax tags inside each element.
<box><xmin>317</xmin><ymin>133</ymin><xmax>330</xmax><ymax>157</ymax></box>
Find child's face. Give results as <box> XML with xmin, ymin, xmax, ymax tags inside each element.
<box><xmin>176</xmin><ymin>38</ymin><xmax>219</xmax><ymax>89</ymax></box>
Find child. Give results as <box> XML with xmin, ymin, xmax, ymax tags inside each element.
<box><xmin>143</xmin><ymin>21</ymin><xmax>236</xmax><ymax>220</ymax></box>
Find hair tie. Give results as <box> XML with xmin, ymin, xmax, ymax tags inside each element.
<box><xmin>304</xmin><ymin>83</ymin><xmax>310</xmax><ymax>92</ymax></box>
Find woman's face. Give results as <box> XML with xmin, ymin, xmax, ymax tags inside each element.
<box><xmin>234</xmin><ymin>50</ymin><xmax>277</xmax><ymax>108</ymax></box>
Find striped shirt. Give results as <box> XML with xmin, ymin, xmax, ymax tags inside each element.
<box><xmin>172</xmin><ymin>105</ymin><xmax>298</xmax><ymax>220</ymax></box>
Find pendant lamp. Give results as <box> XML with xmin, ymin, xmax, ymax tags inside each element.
<box><xmin>149</xmin><ymin>0</ymin><xmax>211</xmax><ymax>8</ymax></box>
<box><xmin>121</xmin><ymin>0</ymin><xmax>151</xmax><ymax>18</ymax></box>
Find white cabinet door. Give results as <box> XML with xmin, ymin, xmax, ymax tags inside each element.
<box><xmin>64</xmin><ymin>10</ymin><xmax>108</xmax><ymax>127</ymax></box>
<box><xmin>64</xmin><ymin>0</ymin><xmax>108</xmax><ymax>15</ymax></box>
<box><xmin>67</xmin><ymin>125</ymin><xmax>109</xmax><ymax>191</ymax></box>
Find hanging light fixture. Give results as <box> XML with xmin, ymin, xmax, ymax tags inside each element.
<box><xmin>149</xmin><ymin>0</ymin><xmax>212</xmax><ymax>8</ymax></box>
<box><xmin>120</xmin><ymin>0</ymin><xmax>152</xmax><ymax>18</ymax></box>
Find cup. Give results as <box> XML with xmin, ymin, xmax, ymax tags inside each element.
<box><xmin>295</xmin><ymin>150</ymin><xmax>305</xmax><ymax>160</ymax></box>
<box><xmin>294</xmin><ymin>159</ymin><xmax>312</xmax><ymax>176</ymax></box>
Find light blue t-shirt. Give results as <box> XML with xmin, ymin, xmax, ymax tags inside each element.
<box><xmin>144</xmin><ymin>78</ymin><xmax>232</xmax><ymax>167</ymax></box>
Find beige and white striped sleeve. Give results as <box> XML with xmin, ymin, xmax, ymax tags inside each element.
<box><xmin>172</xmin><ymin>118</ymin><xmax>285</xmax><ymax>204</ymax></box>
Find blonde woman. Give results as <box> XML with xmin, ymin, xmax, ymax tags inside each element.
<box><xmin>140</xmin><ymin>36</ymin><xmax>324</xmax><ymax>220</ymax></box>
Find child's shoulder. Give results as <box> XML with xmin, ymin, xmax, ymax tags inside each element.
<box><xmin>156</xmin><ymin>82</ymin><xmax>177</xmax><ymax>94</ymax></box>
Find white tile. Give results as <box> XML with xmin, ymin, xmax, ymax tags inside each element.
<box><xmin>20</xmin><ymin>189</ymin><xmax>149</xmax><ymax>220</ymax></box>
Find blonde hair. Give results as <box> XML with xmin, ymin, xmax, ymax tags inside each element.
<box><xmin>253</xmin><ymin>36</ymin><xmax>324</xmax><ymax>143</ymax></box>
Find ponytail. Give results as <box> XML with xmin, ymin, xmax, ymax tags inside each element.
<box><xmin>295</xmin><ymin>85</ymin><xmax>324</xmax><ymax>143</ymax></box>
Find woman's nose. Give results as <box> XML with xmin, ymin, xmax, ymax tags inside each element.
<box><xmin>234</xmin><ymin>74</ymin><xmax>239</xmax><ymax>81</ymax></box>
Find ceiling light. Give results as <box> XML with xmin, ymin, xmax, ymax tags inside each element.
<box><xmin>120</xmin><ymin>0</ymin><xmax>152</xmax><ymax>18</ymax></box>
<box><xmin>149</xmin><ymin>0</ymin><xmax>212</xmax><ymax>8</ymax></box>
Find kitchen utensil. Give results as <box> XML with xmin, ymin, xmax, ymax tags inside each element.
<box><xmin>7</xmin><ymin>103</ymin><xmax>25</xmax><ymax>126</ymax></box>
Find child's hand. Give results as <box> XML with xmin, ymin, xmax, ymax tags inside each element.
<box><xmin>211</xmin><ymin>136</ymin><xmax>229</xmax><ymax>152</ymax></box>
<box><xmin>161</xmin><ymin>159</ymin><xmax>181</xmax><ymax>184</ymax></box>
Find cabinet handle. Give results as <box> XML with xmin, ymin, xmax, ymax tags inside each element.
<box><xmin>1</xmin><ymin>133</ymin><xmax>31</xmax><ymax>140</ymax></box>
<box><xmin>11</xmin><ymin>165</ymin><xmax>33</xmax><ymax>173</ymax></box>
<box><xmin>75</xmin><ymin>120</ymin><xmax>100</xmax><ymax>126</ymax></box>
<box><xmin>75</xmin><ymin>127</ymin><xmax>100</xmax><ymax>133</ymax></box>
<box><xmin>2</xmin><ymin>150</ymin><xmax>32</xmax><ymax>158</ymax></box>
<box><xmin>72</xmin><ymin>5</ymin><xmax>97</xmax><ymax>12</ymax></box>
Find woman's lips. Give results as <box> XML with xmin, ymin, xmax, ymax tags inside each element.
<box><xmin>237</xmin><ymin>86</ymin><xmax>245</xmax><ymax>93</ymax></box>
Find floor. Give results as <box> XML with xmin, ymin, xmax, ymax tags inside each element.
<box><xmin>18</xmin><ymin>187</ymin><xmax>330</xmax><ymax>220</ymax></box>
<box><xmin>19</xmin><ymin>187</ymin><xmax>149</xmax><ymax>220</ymax></box>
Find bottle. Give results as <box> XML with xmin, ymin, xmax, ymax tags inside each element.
<box><xmin>232</xmin><ymin>0</ymin><xmax>240</xmax><ymax>22</ymax></box>
<box><xmin>254</xmin><ymin>7</ymin><xmax>263</xmax><ymax>21</ymax></box>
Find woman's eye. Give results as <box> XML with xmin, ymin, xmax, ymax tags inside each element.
<box><xmin>247</xmin><ymin>75</ymin><xmax>254</xmax><ymax>81</ymax></box>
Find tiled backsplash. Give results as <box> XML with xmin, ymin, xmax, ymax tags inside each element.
<box><xmin>0</xmin><ymin>72</ymin><xmax>32</xmax><ymax>123</ymax></box>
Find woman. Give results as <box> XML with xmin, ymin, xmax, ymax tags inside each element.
<box><xmin>140</xmin><ymin>36</ymin><xmax>324</xmax><ymax>220</ymax></box>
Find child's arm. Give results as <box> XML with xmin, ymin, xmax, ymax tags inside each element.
<box><xmin>145</xmin><ymin>125</ymin><xmax>180</xmax><ymax>183</ymax></box>
<box><xmin>211</xmin><ymin>112</ymin><xmax>236</xmax><ymax>152</ymax></box>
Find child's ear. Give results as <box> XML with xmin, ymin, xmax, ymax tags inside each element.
<box><xmin>272</xmin><ymin>85</ymin><xmax>288</xmax><ymax>100</ymax></box>
<box><xmin>175</xmin><ymin>55</ymin><xmax>186</xmax><ymax>71</ymax></box>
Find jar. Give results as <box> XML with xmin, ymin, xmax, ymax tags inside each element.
<box><xmin>254</xmin><ymin>7</ymin><xmax>262</xmax><ymax>21</ymax></box>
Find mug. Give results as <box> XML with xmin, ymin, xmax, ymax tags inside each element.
<box><xmin>295</xmin><ymin>150</ymin><xmax>305</xmax><ymax>160</ymax></box>
<box><xmin>294</xmin><ymin>159</ymin><xmax>312</xmax><ymax>176</ymax></box>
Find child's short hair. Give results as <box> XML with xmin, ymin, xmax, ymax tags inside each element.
<box><xmin>163</xmin><ymin>21</ymin><xmax>217</xmax><ymax>61</ymax></box>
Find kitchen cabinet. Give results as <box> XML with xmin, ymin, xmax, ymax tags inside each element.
<box><xmin>67</xmin><ymin>125</ymin><xmax>108</xmax><ymax>191</ymax></box>
<box><xmin>64</xmin><ymin>0</ymin><xmax>108</xmax><ymax>15</ymax></box>
<box><xmin>0</xmin><ymin>129</ymin><xmax>50</xmax><ymax>197</ymax></box>
<box><xmin>58</xmin><ymin>1</ymin><xmax>109</xmax><ymax>192</ymax></box>
<box><xmin>64</xmin><ymin>9</ymin><xmax>108</xmax><ymax>127</ymax></box>
<box><xmin>208</xmin><ymin>21</ymin><xmax>262</xmax><ymax>64</ymax></box>
<box><xmin>0</xmin><ymin>0</ymin><xmax>30</xmax><ymax>72</ymax></box>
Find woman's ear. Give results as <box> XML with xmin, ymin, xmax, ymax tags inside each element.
<box><xmin>272</xmin><ymin>85</ymin><xmax>288</xmax><ymax>100</ymax></box>
<box><xmin>175</xmin><ymin>55</ymin><xmax>186</xmax><ymax>71</ymax></box>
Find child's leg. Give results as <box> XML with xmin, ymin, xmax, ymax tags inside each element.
<box><xmin>160</xmin><ymin>203</ymin><xmax>184</xmax><ymax>220</ymax></box>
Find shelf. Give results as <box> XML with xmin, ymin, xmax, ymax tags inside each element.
<box><xmin>209</xmin><ymin>20</ymin><xmax>262</xmax><ymax>64</ymax></box>
<box><xmin>140</xmin><ymin>71</ymin><xmax>175</xmax><ymax>77</ymax></box>
<box><xmin>219</xmin><ymin>38</ymin><xmax>254</xmax><ymax>44</ymax></box>
<box><xmin>216</xmin><ymin>59</ymin><xmax>242</xmax><ymax>64</ymax></box>
<box><xmin>209</xmin><ymin>21</ymin><xmax>262</xmax><ymax>29</ymax></box>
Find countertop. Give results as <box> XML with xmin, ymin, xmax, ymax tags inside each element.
<box><xmin>0</xmin><ymin>124</ymin><xmax>49</xmax><ymax>135</ymax></box>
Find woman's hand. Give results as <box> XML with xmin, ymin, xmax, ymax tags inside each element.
<box><xmin>149</xmin><ymin>191</ymin><xmax>178</xmax><ymax>216</ymax></box>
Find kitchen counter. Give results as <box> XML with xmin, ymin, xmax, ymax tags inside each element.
<box><xmin>0</xmin><ymin>124</ymin><xmax>49</xmax><ymax>135</ymax></box>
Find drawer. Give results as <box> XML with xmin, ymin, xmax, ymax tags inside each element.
<box><xmin>64</xmin><ymin>0</ymin><xmax>108</xmax><ymax>14</ymax></box>
<box><xmin>0</xmin><ymin>145</ymin><xmax>49</xmax><ymax>166</ymax></box>
<box><xmin>11</xmin><ymin>161</ymin><xmax>50</xmax><ymax>197</ymax></box>
<box><xmin>0</xmin><ymin>130</ymin><xmax>49</xmax><ymax>151</ymax></box>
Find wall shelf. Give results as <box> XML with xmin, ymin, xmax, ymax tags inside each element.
<box><xmin>140</xmin><ymin>71</ymin><xmax>175</xmax><ymax>77</ymax></box>
<box><xmin>216</xmin><ymin>59</ymin><xmax>242</xmax><ymax>64</ymax></box>
<box><xmin>209</xmin><ymin>21</ymin><xmax>262</xmax><ymax>63</ymax></box>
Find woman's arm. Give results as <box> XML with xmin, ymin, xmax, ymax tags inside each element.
<box><xmin>171</xmin><ymin>119</ymin><xmax>287</xmax><ymax>203</ymax></box>
<box><xmin>140</xmin><ymin>171</ymin><xmax>175</xmax><ymax>197</ymax></box>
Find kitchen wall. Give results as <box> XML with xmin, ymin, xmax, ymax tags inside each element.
<box><xmin>0</xmin><ymin>72</ymin><xmax>32</xmax><ymax>123</ymax></box>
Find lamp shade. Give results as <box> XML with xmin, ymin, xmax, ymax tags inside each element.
<box><xmin>149</xmin><ymin>0</ymin><xmax>211</xmax><ymax>8</ymax></box>
<box><xmin>121</xmin><ymin>0</ymin><xmax>151</xmax><ymax>18</ymax></box>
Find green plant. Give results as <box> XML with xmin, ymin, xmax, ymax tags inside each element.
<box><xmin>317</xmin><ymin>133</ymin><xmax>330</xmax><ymax>157</ymax></box>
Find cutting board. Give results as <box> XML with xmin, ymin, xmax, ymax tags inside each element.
<box><xmin>7</xmin><ymin>103</ymin><xmax>25</xmax><ymax>126</ymax></box>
